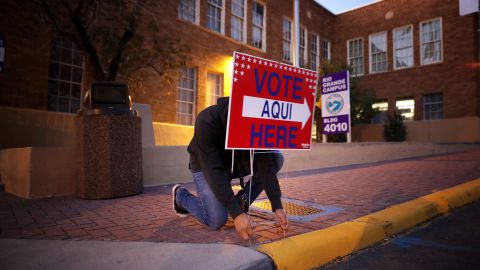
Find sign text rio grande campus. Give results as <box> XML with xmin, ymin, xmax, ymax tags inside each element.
<box><xmin>226</xmin><ymin>52</ymin><xmax>319</xmax><ymax>150</ymax></box>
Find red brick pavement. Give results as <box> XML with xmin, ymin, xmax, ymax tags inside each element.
<box><xmin>1</xmin><ymin>148</ymin><xmax>479</xmax><ymax>246</ymax></box>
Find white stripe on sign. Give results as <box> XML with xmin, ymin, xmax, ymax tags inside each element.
<box><xmin>242</xmin><ymin>96</ymin><xmax>311</xmax><ymax>129</ymax></box>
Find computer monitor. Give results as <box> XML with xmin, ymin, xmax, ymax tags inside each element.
<box><xmin>91</xmin><ymin>82</ymin><xmax>130</xmax><ymax>114</ymax></box>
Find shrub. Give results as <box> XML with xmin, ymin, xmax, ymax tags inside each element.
<box><xmin>384</xmin><ymin>112</ymin><xmax>407</xmax><ymax>141</ymax></box>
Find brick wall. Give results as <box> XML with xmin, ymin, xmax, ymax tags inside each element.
<box><xmin>1</xmin><ymin>0</ymin><xmax>477</xmax><ymax>126</ymax></box>
<box><xmin>134</xmin><ymin>0</ymin><xmax>335</xmax><ymax>123</ymax></box>
<box><xmin>0</xmin><ymin>1</ymin><xmax>51</xmax><ymax>110</ymax></box>
<box><xmin>129</xmin><ymin>0</ymin><xmax>334</xmax><ymax>123</ymax></box>
<box><xmin>333</xmin><ymin>0</ymin><xmax>479</xmax><ymax>120</ymax></box>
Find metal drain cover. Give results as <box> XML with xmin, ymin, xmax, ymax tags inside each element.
<box><xmin>250</xmin><ymin>198</ymin><xmax>342</xmax><ymax>222</ymax></box>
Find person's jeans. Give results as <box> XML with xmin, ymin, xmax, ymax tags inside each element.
<box><xmin>176</xmin><ymin>151</ymin><xmax>284</xmax><ymax>229</ymax></box>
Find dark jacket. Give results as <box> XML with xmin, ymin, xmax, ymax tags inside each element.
<box><xmin>187</xmin><ymin>97</ymin><xmax>282</xmax><ymax>219</ymax></box>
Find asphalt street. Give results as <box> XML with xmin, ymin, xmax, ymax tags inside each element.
<box><xmin>322</xmin><ymin>201</ymin><xmax>480</xmax><ymax>270</ymax></box>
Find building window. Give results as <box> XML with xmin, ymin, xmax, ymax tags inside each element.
<box><xmin>393</xmin><ymin>25</ymin><xmax>413</xmax><ymax>69</ymax></box>
<box><xmin>420</xmin><ymin>18</ymin><xmax>442</xmax><ymax>65</ymax></box>
<box><xmin>48</xmin><ymin>35</ymin><xmax>83</xmax><ymax>113</ymax></box>
<box><xmin>372</xmin><ymin>101</ymin><xmax>389</xmax><ymax>124</ymax></box>
<box><xmin>282</xmin><ymin>18</ymin><xmax>292</xmax><ymax>62</ymax></box>
<box><xmin>423</xmin><ymin>93</ymin><xmax>443</xmax><ymax>120</ymax></box>
<box><xmin>369</xmin><ymin>32</ymin><xmax>387</xmax><ymax>73</ymax></box>
<box><xmin>311</xmin><ymin>33</ymin><xmax>319</xmax><ymax>71</ymax></box>
<box><xmin>207</xmin><ymin>0</ymin><xmax>223</xmax><ymax>33</ymax></box>
<box><xmin>299</xmin><ymin>27</ymin><xmax>307</xmax><ymax>67</ymax></box>
<box><xmin>231</xmin><ymin>0</ymin><xmax>246</xmax><ymax>42</ymax></box>
<box><xmin>322</xmin><ymin>39</ymin><xmax>331</xmax><ymax>61</ymax></box>
<box><xmin>177</xmin><ymin>67</ymin><xmax>196</xmax><ymax>125</ymax></box>
<box><xmin>396</xmin><ymin>98</ymin><xmax>414</xmax><ymax>121</ymax></box>
<box><xmin>372</xmin><ymin>101</ymin><xmax>388</xmax><ymax>112</ymax></box>
<box><xmin>178</xmin><ymin>0</ymin><xmax>198</xmax><ymax>24</ymax></box>
<box><xmin>206</xmin><ymin>73</ymin><xmax>223</xmax><ymax>107</ymax></box>
<box><xmin>348</xmin><ymin>38</ymin><xmax>363</xmax><ymax>75</ymax></box>
<box><xmin>252</xmin><ymin>2</ymin><xmax>265</xmax><ymax>50</ymax></box>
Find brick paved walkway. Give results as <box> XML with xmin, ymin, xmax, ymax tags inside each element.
<box><xmin>1</xmin><ymin>148</ymin><xmax>479</xmax><ymax>247</ymax></box>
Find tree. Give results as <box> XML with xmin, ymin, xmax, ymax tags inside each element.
<box><xmin>316</xmin><ymin>59</ymin><xmax>379</xmax><ymax>142</ymax></box>
<box><xmin>31</xmin><ymin>0</ymin><xmax>190</xmax><ymax>85</ymax></box>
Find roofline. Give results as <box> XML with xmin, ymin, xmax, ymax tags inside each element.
<box><xmin>311</xmin><ymin>0</ymin><xmax>336</xmax><ymax>16</ymax></box>
<box><xmin>335</xmin><ymin>0</ymin><xmax>384</xmax><ymax>15</ymax></box>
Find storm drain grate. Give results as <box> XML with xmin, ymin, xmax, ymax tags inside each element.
<box><xmin>250</xmin><ymin>197</ymin><xmax>343</xmax><ymax>222</ymax></box>
<box><xmin>252</xmin><ymin>200</ymin><xmax>322</xmax><ymax>216</ymax></box>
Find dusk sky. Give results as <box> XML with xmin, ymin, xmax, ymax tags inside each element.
<box><xmin>314</xmin><ymin>0</ymin><xmax>381</xmax><ymax>14</ymax></box>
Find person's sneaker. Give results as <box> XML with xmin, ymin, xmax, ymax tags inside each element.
<box><xmin>172</xmin><ymin>184</ymin><xmax>188</xmax><ymax>217</ymax></box>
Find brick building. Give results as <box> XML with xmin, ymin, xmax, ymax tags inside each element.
<box><xmin>0</xmin><ymin>0</ymin><xmax>479</xmax><ymax>143</ymax></box>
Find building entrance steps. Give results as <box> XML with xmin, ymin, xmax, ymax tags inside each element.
<box><xmin>0</xmin><ymin>148</ymin><xmax>479</xmax><ymax>247</ymax></box>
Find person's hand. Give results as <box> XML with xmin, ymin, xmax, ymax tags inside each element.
<box><xmin>234</xmin><ymin>213</ymin><xmax>253</xmax><ymax>240</ymax></box>
<box><xmin>275</xmin><ymin>208</ymin><xmax>289</xmax><ymax>230</ymax></box>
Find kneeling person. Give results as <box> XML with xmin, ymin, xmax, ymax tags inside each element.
<box><xmin>172</xmin><ymin>97</ymin><xmax>288</xmax><ymax>240</ymax></box>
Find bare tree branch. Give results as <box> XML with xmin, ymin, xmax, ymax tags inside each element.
<box><xmin>39</xmin><ymin>0</ymin><xmax>76</xmax><ymax>41</ymax></box>
<box><xmin>61</xmin><ymin>0</ymin><xmax>105</xmax><ymax>80</ymax></box>
<box><xmin>106</xmin><ymin>0</ymin><xmax>143</xmax><ymax>81</ymax></box>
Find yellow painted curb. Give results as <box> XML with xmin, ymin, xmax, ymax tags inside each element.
<box><xmin>257</xmin><ymin>221</ymin><xmax>386</xmax><ymax>270</ymax></box>
<box><xmin>257</xmin><ymin>178</ymin><xmax>480</xmax><ymax>270</ymax></box>
<box><xmin>354</xmin><ymin>197</ymin><xmax>443</xmax><ymax>236</ymax></box>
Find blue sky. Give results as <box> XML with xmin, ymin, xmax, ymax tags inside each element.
<box><xmin>314</xmin><ymin>0</ymin><xmax>381</xmax><ymax>14</ymax></box>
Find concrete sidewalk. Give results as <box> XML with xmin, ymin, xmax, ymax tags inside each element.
<box><xmin>0</xmin><ymin>239</ymin><xmax>272</xmax><ymax>270</ymax></box>
<box><xmin>1</xmin><ymin>148</ymin><xmax>480</xmax><ymax>269</ymax></box>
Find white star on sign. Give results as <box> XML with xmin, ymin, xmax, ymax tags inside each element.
<box><xmin>236</xmin><ymin>55</ymin><xmax>240</xmax><ymax>59</ymax></box>
<box><xmin>258</xmin><ymin>60</ymin><xmax>262</xmax><ymax>65</ymax></box>
<box><xmin>279</xmin><ymin>66</ymin><xmax>283</xmax><ymax>70</ymax></box>
<box><xmin>247</xmin><ymin>58</ymin><xmax>251</xmax><ymax>62</ymax></box>
<box><xmin>235</xmin><ymin>70</ymin><xmax>238</xmax><ymax>74</ymax></box>
<box><xmin>235</xmin><ymin>62</ymin><xmax>239</xmax><ymax>67</ymax></box>
<box><xmin>240</xmin><ymin>71</ymin><xmax>244</xmax><ymax>76</ymax></box>
<box><xmin>241</xmin><ymin>64</ymin><xmax>245</xmax><ymax>68</ymax></box>
<box><xmin>269</xmin><ymin>63</ymin><xmax>273</xmax><ymax>67</ymax></box>
<box><xmin>242</xmin><ymin>56</ymin><xmax>245</xmax><ymax>60</ymax></box>
<box><xmin>234</xmin><ymin>77</ymin><xmax>238</xmax><ymax>82</ymax></box>
<box><xmin>247</xmin><ymin>64</ymin><xmax>251</xmax><ymax>69</ymax></box>
<box><xmin>264</xmin><ymin>61</ymin><xmax>268</xmax><ymax>66</ymax></box>
<box><xmin>253</xmin><ymin>59</ymin><xmax>257</xmax><ymax>63</ymax></box>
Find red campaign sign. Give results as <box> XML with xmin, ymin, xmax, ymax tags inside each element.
<box><xmin>225</xmin><ymin>52</ymin><xmax>318</xmax><ymax>150</ymax></box>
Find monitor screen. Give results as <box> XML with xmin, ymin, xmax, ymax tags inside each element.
<box><xmin>92</xmin><ymin>83</ymin><xmax>128</xmax><ymax>104</ymax></box>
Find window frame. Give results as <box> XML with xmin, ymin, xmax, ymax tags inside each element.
<box><xmin>369</xmin><ymin>31</ymin><xmax>388</xmax><ymax>74</ymax></box>
<box><xmin>393</xmin><ymin>24</ymin><xmax>414</xmax><ymax>70</ymax></box>
<box><xmin>206</xmin><ymin>72</ymin><xmax>223</xmax><ymax>107</ymax></box>
<box><xmin>423</xmin><ymin>93</ymin><xmax>443</xmax><ymax>120</ymax></box>
<box><xmin>178</xmin><ymin>0</ymin><xmax>200</xmax><ymax>25</ymax></box>
<box><xmin>322</xmin><ymin>39</ymin><xmax>331</xmax><ymax>62</ymax></box>
<box><xmin>207</xmin><ymin>0</ymin><xmax>225</xmax><ymax>34</ymax></box>
<box><xmin>299</xmin><ymin>26</ymin><xmax>307</xmax><ymax>67</ymax></box>
<box><xmin>310</xmin><ymin>33</ymin><xmax>319</xmax><ymax>71</ymax></box>
<box><xmin>395</xmin><ymin>98</ymin><xmax>415</xmax><ymax>121</ymax></box>
<box><xmin>48</xmin><ymin>35</ymin><xmax>84</xmax><ymax>114</ymax></box>
<box><xmin>231</xmin><ymin>0</ymin><xmax>247</xmax><ymax>42</ymax></box>
<box><xmin>176</xmin><ymin>67</ymin><xmax>197</xmax><ymax>126</ymax></box>
<box><xmin>347</xmin><ymin>37</ymin><xmax>364</xmax><ymax>76</ymax></box>
<box><xmin>282</xmin><ymin>17</ymin><xmax>292</xmax><ymax>62</ymax></box>
<box><xmin>419</xmin><ymin>17</ymin><xmax>443</xmax><ymax>66</ymax></box>
<box><xmin>252</xmin><ymin>1</ymin><xmax>266</xmax><ymax>51</ymax></box>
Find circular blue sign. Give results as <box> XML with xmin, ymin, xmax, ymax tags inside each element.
<box><xmin>326</xmin><ymin>94</ymin><xmax>344</xmax><ymax>115</ymax></box>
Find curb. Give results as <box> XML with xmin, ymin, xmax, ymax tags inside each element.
<box><xmin>257</xmin><ymin>178</ymin><xmax>480</xmax><ymax>270</ymax></box>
